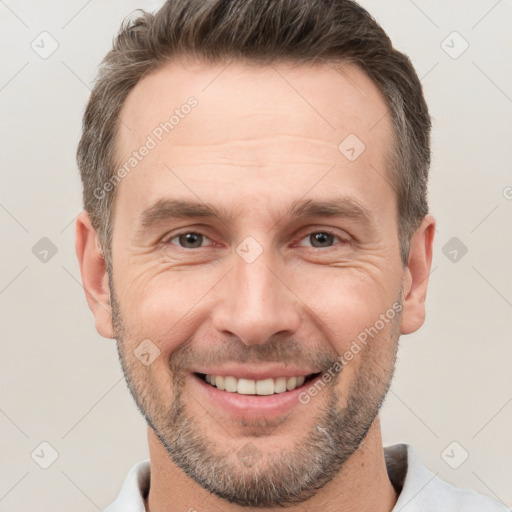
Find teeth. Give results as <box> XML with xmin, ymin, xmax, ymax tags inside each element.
<box><xmin>256</xmin><ymin>378</ymin><xmax>274</xmax><ymax>395</ymax></box>
<box><xmin>203</xmin><ymin>374</ymin><xmax>310</xmax><ymax>395</ymax></box>
<box><xmin>215</xmin><ymin>376</ymin><xmax>225</xmax><ymax>391</ymax></box>
<box><xmin>237</xmin><ymin>378</ymin><xmax>256</xmax><ymax>395</ymax></box>
<box><xmin>274</xmin><ymin>377</ymin><xmax>287</xmax><ymax>393</ymax></box>
<box><xmin>224</xmin><ymin>376</ymin><xmax>237</xmax><ymax>393</ymax></box>
<box><xmin>286</xmin><ymin>377</ymin><xmax>296</xmax><ymax>390</ymax></box>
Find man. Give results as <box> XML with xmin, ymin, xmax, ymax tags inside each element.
<box><xmin>74</xmin><ymin>0</ymin><xmax>507</xmax><ymax>510</ymax></box>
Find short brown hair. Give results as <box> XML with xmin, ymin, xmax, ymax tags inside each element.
<box><xmin>77</xmin><ymin>0</ymin><xmax>431</xmax><ymax>268</ymax></box>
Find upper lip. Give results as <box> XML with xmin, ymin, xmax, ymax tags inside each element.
<box><xmin>191</xmin><ymin>365</ymin><xmax>321</xmax><ymax>381</ymax></box>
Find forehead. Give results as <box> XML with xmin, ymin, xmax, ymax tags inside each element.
<box><xmin>117</xmin><ymin>58</ymin><xmax>391</xmax><ymax>148</ymax></box>
<box><xmin>113</xmin><ymin>58</ymin><xmax>395</xmax><ymax>225</ymax></box>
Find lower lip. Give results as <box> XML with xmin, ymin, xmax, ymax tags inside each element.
<box><xmin>190</xmin><ymin>373</ymin><xmax>320</xmax><ymax>420</ymax></box>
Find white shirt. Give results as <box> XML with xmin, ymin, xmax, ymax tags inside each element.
<box><xmin>104</xmin><ymin>444</ymin><xmax>508</xmax><ymax>511</ymax></box>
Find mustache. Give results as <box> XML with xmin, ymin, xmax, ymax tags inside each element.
<box><xmin>168</xmin><ymin>336</ymin><xmax>341</xmax><ymax>375</ymax></box>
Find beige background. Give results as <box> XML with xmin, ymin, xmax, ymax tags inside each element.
<box><xmin>0</xmin><ymin>0</ymin><xmax>511</xmax><ymax>510</ymax></box>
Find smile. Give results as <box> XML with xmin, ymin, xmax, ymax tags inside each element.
<box><xmin>196</xmin><ymin>373</ymin><xmax>321</xmax><ymax>395</ymax></box>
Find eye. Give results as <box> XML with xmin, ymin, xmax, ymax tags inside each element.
<box><xmin>166</xmin><ymin>231</ymin><xmax>210</xmax><ymax>249</ymax></box>
<box><xmin>298</xmin><ymin>230</ymin><xmax>347</xmax><ymax>249</ymax></box>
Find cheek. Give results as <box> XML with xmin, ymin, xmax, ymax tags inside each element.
<box><xmin>332</xmin><ymin>311</ymin><xmax>400</xmax><ymax>406</ymax></box>
<box><xmin>117</xmin><ymin>265</ymin><xmax>221</xmax><ymax>352</ymax></box>
<box><xmin>293</xmin><ymin>266</ymin><xmax>400</xmax><ymax>350</ymax></box>
<box><xmin>115</xmin><ymin>245</ymin><xmax>401</xmax><ymax>358</ymax></box>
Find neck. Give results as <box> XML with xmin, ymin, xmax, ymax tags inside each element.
<box><xmin>144</xmin><ymin>418</ymin><xmax>397</xmax><ymax>512</ymax></box>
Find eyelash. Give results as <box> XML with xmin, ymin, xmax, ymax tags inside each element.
<box><xmin>163</xmin><ymin>228</ymin><xmax>350</xmax><ymax>250</ymax></box>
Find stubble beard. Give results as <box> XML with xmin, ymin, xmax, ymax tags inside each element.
<box><xmin>109</xmin><ymin>280</ymin><xmax>400</xmax><ymax>507</ymax></box>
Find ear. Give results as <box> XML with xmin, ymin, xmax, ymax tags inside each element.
<box><xmin>400</xmin><ymin>214</ymin><xmax>436</xmax><ymax>335</ymax></box>
<box><xmin>75</xmin><ymin>211</ymin><xmax>114</xmax><ymax>339</ymax></box>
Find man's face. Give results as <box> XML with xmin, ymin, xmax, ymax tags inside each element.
<box><xmin>108</xmin><ymin>59</ymin><xmax>406</xmax><ymax>506</ymax></box>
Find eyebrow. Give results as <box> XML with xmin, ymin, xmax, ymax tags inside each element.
<box><xmin>289</xmin><ymin>197</ymin><xmax>371</xmax><ymax>221</ymax></box>
<box><xmin>138</xmin><ymin>198</ymin><xmax>230</xmax><ymax>229</ymax></box>
<box><xmin>137</xmin><ymin>196</ymin><xmax>373</xmax><ymax>232</ymax></box>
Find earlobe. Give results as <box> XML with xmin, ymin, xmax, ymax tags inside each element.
<box><xmin>400</xmin><ymin>214</ymin><xmax>436</xmax><ymax>335</ymax></box>
<box><xmin>75</xmin><ymin>211</ymin><xmax>115</xmax><ymax>339</ymax></box>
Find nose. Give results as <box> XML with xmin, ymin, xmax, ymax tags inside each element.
<box><xmin>211</xmin><ymin>251</ymin><xmax>301</xmax><ymax>346</ymax></box>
